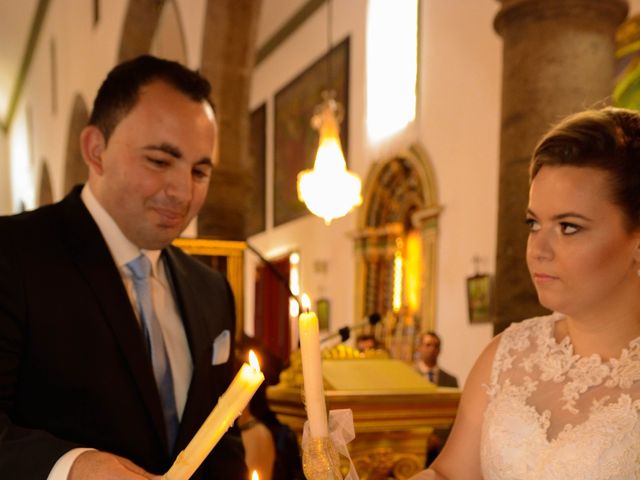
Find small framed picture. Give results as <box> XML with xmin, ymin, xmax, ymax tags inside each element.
<box><xmin>466</xmin><ymin>274</ymin><xmax>492</xmax><ymax>323</ymax></box>
<box><xmin>316</xmin><ymin>298</ymin><xmax>330</xmax><ymax>331</ymax></box>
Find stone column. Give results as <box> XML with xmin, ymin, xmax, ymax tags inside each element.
<box><xmin>493</xmin><ymin>0</ymin><xmax>627</xmax><ymax>333</ymax></box>
<box><xmin>199</xmin><ymin>0</ymin><xmax>262</xmax><ymax>240</ymax></box>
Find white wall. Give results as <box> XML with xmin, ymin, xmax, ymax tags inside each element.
<box><xmin>256</xmin><ymin>0</ymin><xmax>309</xmax><ymax>47</ymax></box>
<box><xmin>7</xmin><ymin>0</ymin><xmax>128</xmax><ymax>210</ymax></box>
<box><xmin>417</xmin><ymin>1</ymin><xmax>502</xmax><ymax>384</ymax></box>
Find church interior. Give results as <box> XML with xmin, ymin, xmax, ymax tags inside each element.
<box><xmin>3</xmin><ymin>0</ymin><xmax>640</xmax><ymax>477</ymax></box>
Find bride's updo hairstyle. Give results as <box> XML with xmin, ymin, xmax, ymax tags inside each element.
<box><xmin>530</xmin><ymin>107</ymin><xmax>640</xmax><ymax>230</ymax></box>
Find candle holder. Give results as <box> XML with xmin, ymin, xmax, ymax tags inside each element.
<box><xmin>302</xmin><ymin>436</ymin><xmax>342</xmax><ymax>480</ymax></box>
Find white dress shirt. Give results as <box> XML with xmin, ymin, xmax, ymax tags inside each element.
<box><xmin>415</xmin><ymin>359</ymin><xmax>440</xmax><ymax>385</ymax></box>
<box><xmin>47</xmin><ymin>185</ymin><xmax>192</xmax><ymax>479</ymax></box>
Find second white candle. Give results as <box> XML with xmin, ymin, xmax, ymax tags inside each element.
<box><xmin>298</xmin><ymin>294</ymin><xmax>329</xmax><ymax>438</ymax></box>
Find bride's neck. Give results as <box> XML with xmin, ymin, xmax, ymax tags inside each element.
<box><xmin>560</xmin><ymin>308</ymin><xmax>640</xmax><ymax>359</ymax></box>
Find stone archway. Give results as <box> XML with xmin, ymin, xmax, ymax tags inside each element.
<box><xmin>354</xmin><ymin>144</ymin><xmax>441</xmax><ymax>341</ymax></box>
<box><xmin>149</xmin><ymin>0</ymin><xmax>187</xmax><ymax>63</ymax></box>
<box><xmin>37</xmin><ymin>160</ymin><xmax>53</xmax><ymax>206</ymax></box>
<box><xmin>117</xmin><ymin>0</ymin><xmax>164</xmax><ymax>61</ymax></box>
<box><xmin>63</xmin><ymin>94</ymin><xmax>89</xmax><ymax>194</ymax></box>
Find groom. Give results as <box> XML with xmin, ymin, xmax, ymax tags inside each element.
<box><xmin>0</xmin><ymin>56</ymin><xmax>247</xmax><ymax>479</ymax></box>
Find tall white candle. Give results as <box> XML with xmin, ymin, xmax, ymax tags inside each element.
<box><xmin>163</xmin><ymin>350</ymin><xmax>265</xmax><ymax>480</ymax></box>
<box><xmin>298</xmin><ymin>294</ymin><xmax>329</xmax><ymax>438</ymax></box>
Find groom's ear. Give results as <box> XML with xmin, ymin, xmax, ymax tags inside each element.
<box><xmin>80</xmin><ymin>125</ymin><xmax>107</xmax><ymax>176</ymax></box>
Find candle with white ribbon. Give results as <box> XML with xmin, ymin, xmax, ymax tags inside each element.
<box><xmin>298</xmin><ymin>294</ymin><xmax>329</xmax><ymax>438</ymax></box>
<box><xmin>163</xmin><ymin>350</ymin><xmax>265</xmax><ymax>480</ymax></box>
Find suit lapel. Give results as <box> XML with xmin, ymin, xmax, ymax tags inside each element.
<box><xmin>162</xmin><ymin>248</ymin><xmax>209</xmax><ymax>365</ymax></box>
<box><xmin>59</xmin><ymin>188</ymin><xmax>169</xmax><ymax>450</ymax></box>
<box><xmin>162</xmin><ymin>248</ymin><xmax>215</xmax><ymax>450</ymax></box>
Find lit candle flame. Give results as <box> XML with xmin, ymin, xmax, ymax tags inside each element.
<box><xmin>248</xmin><ymin>350</ymin><xmax>261</xmax><ymax>372</ymax></box>
<box><xmin>251</xmin><ymin>471</ymin><xmax>259</xmax><ymax>480</ymax></box>
<box><xmin>301</xmin><ymin>293</ymin><xmax>311</xmax><ymax>312</ymax></box>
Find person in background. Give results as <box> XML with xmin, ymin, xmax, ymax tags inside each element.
<box><xmin>414</xmin><ymin>332</ymin><xmax>459</xmax><ymax>388</ymax></box>
<box><xmin>411</xmin><ymin>107</ymin><xmax>640</xmax><ymax>479</ymax></box>
<box><xmin>414</xmin><ymin>331</ymin><xmax>458</xmax><ymax>466</ymax></box>
<box><xmin>355</xmin><ymin>333</ymin><xmax>379</xmax><ymax>352</ymax></box>
<box><xmin>0</xmin><ymin>55</ymin><xmax>246</xmax><ymax>479</ymax></box>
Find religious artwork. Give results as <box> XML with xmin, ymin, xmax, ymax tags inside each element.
<box><xmin>466</xmin><ymin>274</ymin><xmax>492</xmax><ymax>323</ymax></box>
<box><xmin>246</xmin><ymin>103</ymin><xmax>266</xmax><ymax>236</ymax></box>
<box><xmin>355</xmin><ymin>147</ymin><xmax>440</xmax><ymax>335</ymax></box>
<box><xmin>273</xmin><ymin>37</ymin><xmax>350</xmax><ymax>226</ymax></box>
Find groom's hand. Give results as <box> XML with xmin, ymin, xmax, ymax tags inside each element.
<box><xmin>68</xmin><ymin>450</ymin><xmax>162</xmax><ymax>480</ymax></box>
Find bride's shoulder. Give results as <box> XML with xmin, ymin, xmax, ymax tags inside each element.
<box><xmin>466</xmin><ymin>313</ymin><xmax>557</xmax><ymax>387</ymax></box>
<box><xmin>464</xmin><ymin>333</ymin><xmax>503</xmax><ymax>390</ymax></box>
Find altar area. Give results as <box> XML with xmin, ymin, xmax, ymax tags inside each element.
<box><xmin>267</xmin><ymin>347</ymin><xmax>461</xmax><ymax>480</ymax></box>
<box><xmin>170</xmin><ymin>239</ymin><xmax>462</xmax><ymax>478</ymax></box>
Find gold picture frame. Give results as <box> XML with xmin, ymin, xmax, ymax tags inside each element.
<box><xmin>466</xmin><ymin>274</ymin><xmax>493</xmax><ymax>323</ymax></box>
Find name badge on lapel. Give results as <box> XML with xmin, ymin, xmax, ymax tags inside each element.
<box><xmin>211</xmin><ymin>329</ymin><xmax>231</xmax><ymax>366</ymax></box>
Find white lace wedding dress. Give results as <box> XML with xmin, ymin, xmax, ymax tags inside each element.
<box><xmin>481</xmin><ymin>312</ymin><xmax>640</xmax><ymax>479</ymax></box>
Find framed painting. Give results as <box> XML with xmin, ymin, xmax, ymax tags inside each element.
<box><xmin>273</xmin><ymin>36</ymin><xmax>350</xmax><ymax>226</ymax></box>
<box><xmin>466</xmin><ymin>274</ymin><xmax>493</xmax><ymax>323</ymax></box>
<box><xmin>246</xmin><ymin>103</ymin><xmax>266</xmax><ymax>236</ymax></box>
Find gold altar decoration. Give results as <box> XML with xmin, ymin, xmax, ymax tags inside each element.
<box><xmin>354</xmin><ymin>145</ymin><xmax>441</xmax><ymax>335</ymax></box>
<box><xmin>269</xmin><ymin>345</ymin><xmax>460</xmax><ymax>480</ymax></box>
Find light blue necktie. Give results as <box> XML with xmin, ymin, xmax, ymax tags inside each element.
<box><xmin>127</xmin><ymin>254</ymin><xmax>179</xmax><ymax>450</ymax></box>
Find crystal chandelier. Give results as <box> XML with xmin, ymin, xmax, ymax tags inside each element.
<box><xmin>297</xmin><ymin>90</ymin><xmax>362</xmax><ymax>225</ymax></box>
<box><xmin>296</xmin><ymin>0</ymin><xmax>361</xmax><ymax>226</ymax></box>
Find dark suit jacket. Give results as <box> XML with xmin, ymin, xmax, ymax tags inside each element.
<box><xmin>0</xmin><ymin>187</ymin><xmax>246</xmax><ymax>479</ymax></box>
<box><xmin>437</xmin><ymin>368</ymin><xmax>458</xmax><ymax>388</ymax></box>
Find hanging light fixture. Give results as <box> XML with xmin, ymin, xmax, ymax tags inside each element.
<box><xmin>296</xmin><ymin>1</ymin><xmax>362</xmax><ymax>225</ymax></box>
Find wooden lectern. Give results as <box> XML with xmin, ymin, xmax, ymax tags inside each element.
<box><xmin>267</xmin><ymin>347</ymin><xmax>460</xmax><ymax>479</ymax></box>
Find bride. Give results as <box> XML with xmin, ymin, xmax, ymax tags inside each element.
<box><xmin>411</xmin><ymin>107</ymin><xmax>640</xmax><ymax>479</ymax></box>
